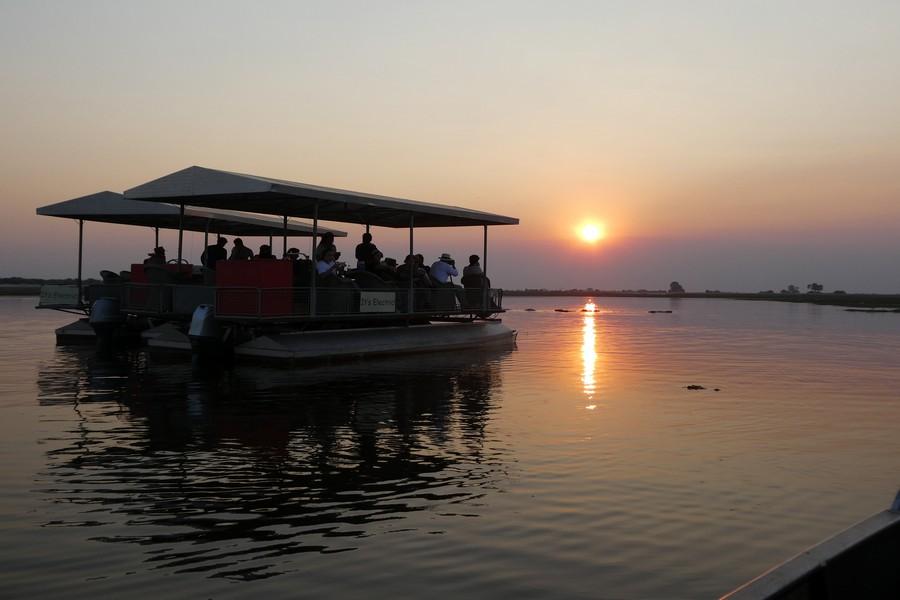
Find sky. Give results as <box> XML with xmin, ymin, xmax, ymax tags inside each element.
<box><xmin>1</xmin><ymin>0</ymin><xmax>899</xmax><ymax>291</ymax></box>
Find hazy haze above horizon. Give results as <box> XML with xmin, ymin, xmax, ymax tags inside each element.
<box><xmin>2</xmin><ymin>1</ymin><xmax>899</xmax><ymax>291</ymax></box>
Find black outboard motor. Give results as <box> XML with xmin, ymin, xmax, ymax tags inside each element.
<box><xmin>89</xmin><ymin>296</ymin><xmax>124</xmax><ymax>353</ymax></box>
<box><xmin>189</xmin><ymin>304</ymin><xmax>230</xmax><ymax>369</ymax></box>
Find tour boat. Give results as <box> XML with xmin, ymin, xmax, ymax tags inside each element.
<box><xmin>41</xmin><ymin>166</ymin><xmax>519</xmax><ymax>362</ymax></box>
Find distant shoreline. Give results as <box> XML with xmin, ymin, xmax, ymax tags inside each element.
<box><xmin>505</xmin><ymin>290</ymin><xmax>900</xmax><ymax>309</ymax></box>
<box><xmin>0</xmin><ymin>279</ymin><xmax>98</xmax><ymax>297</ymax></box>
<box><xmin>0</xmin><ymin>285</ymin><xmax>42</xmax><ymax>296</ymax></box>
<box><xmin>4</xmin><ymin>281</ymin><xmax>899</xmax><ymax>310</ymax></box>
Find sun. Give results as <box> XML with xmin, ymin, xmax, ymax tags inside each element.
<box><xmin>579</xmin><ymin>222</ymin><xmax>605</xmax><ymax>244</ymax></box>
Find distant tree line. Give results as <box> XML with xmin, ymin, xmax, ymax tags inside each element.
<box><xmin>0</xmin><ymin>277</ymin><xmax>100</xmax><ymax>285</ymax></box>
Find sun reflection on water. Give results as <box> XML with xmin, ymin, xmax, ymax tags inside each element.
<box><xmin>581</xmin><ymin>310</ymin><xmax>597</xmax><ymax>404</ymax></box>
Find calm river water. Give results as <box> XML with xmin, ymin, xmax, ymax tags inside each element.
<box><xmin>2</xmin><ymin>295</ymin><xmax>899</xmax><ymax>599</ymax></box>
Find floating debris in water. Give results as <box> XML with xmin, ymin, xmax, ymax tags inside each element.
<box><xmin>554</xmin><ymin>309</ymin><xmax>571</xmax><ymax>313</ymax></box>
<box><xmin>525</xmin><ymin>308</ymin><xmax>536</xmax><ymax>312</ymax></box>
<box><xmin>649</xmin><ymin>310</ymin><xmax>673</xmax><ymax>313</ymax></box>
<box><xmin>685</xmin><ymin>384</ymin><xmax>705</xmax><ymax>390</ymax></box>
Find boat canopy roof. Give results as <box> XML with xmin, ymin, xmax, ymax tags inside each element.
<box><xmin>36</xmin><ymin>191</ymin><xmax>346</xmax><ymax>237</ymax></box>
<box><xmin>124</xmin><ymin>166</ymin><xmax>519</xmax><ymax>228</ymax></box>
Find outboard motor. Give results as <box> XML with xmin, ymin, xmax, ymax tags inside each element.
<box><xmin>89</xmin><ymin>296</ymin><xmax>124</xmax><ymax>353</ymax></box>
<box><xmin>189</xmin><ymin>304</ymin><xmax>230</xmax><ymax>369</ymax></box>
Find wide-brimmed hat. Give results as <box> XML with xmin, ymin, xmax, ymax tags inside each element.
<box><xmin>439</xmin><ymin>253</ymin><xmax>453</xmax><ymax>261</ymax></box>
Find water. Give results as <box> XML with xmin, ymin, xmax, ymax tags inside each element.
<box><xmin>2</xmin><ymin>295</ymin><xmax>900</xmax><ymax>599</ymax></box>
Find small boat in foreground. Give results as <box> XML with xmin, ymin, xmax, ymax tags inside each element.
<box><xmin>722</xmin><ymin>490</ymin><xmax>900</xmax><ymax>599</ymax></box>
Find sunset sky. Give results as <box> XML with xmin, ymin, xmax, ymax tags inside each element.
<box><xmin>2</xmin><ymin>1</ymin><xmax>899</xmax><ymax>291</ymax></box>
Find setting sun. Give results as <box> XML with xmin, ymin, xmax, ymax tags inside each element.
<box><xmin>579</xmin><ymin>223</ymin><xmax>605</xmax><ymax>243</ymax></box>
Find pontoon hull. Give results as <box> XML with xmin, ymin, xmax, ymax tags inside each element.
<box><xmin>146</xmin><ymin>320</ymin><xmax>517</xmax><ymax>363</ymax></box>
<box><xmin>55</xmin><ymin>319</ymin><xmax>96</xmax><ymax>345</ymax></box>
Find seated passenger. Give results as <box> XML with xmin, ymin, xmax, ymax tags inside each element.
<box><xmin>431</xmin><ymin>253</ymin><xmax>466</xmax><ymax>309</ymax></box>
<box><xmin>371</xmin><ymin>253</ymin><xmax>399</xmax><ymax>281</ymax></box>
<box><xmin>397</xmin><ymin>254</ymin><xmax>432</xmax><ymax>286</ymax></box>
<box><xmin>315</xmin><ymin>232</ymin><xmax>340</xmax><ymax>262</ymax></box>
<box><xmin>430</xmin><ymin>253</ymin><xmax>459</xmax><ymax>285</ymax></box>
<box><xmin>461</xmin><ymin>254</ymin><xmax>490</xmax><ymax>288</ymax></box>
<box><xmin>463</xmin><ymin>255</ymin><xmax>482</xmax><ymax>277</ymax></box>
<box><xmin>316</xmin><ymin>248</ymin><xmax>339</xmax><ymax>279</ymax></box>
<box><xmin>230</xmin><ymin>238</ymin><xmax>253</xmax><ymax>260</ymax></box>
<box><xmin>254</xmin><ymin>244</ymin><xmax>276</xmax><ymax>260</ymax></box>
<box><xmin>143</xmin><ymin>246</ymin><xmax>166</xmax><ymax>265</ymax></box>
<box><xmin>416</xmin><ymin>254</ymin><xmax>429</xmax><ymax>274</ymax></box>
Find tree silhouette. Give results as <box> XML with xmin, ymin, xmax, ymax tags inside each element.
<box><xmin>807</xmin><ymin>283</ymin><xmax>824</xmax><ymax>293</ymax></box>
<box><xmin>668</xmin><ymin>281</ymin><xmax>685</xmax><ymax>294</ymax></box>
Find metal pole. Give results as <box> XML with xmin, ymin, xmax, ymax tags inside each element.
<box><xmin>365</xmin><ymin>223</ymin><xmax>370</xmax><ymax>234</ymax></box>
<box><xmin>154</xmin><ymin>227</ymin><xmax>159</xmax><ymax>249</ymax></box>
<box><xmin>77</xmin><ymin>219</ymin><xmax>83</xmax><ymax>305</ymax></box>
<box><xmin>282</xmin><ymin>215</ymin><xmax>288</xmax><ymax>257</ymax></box>
<box><xmin>268</xmin><ymin>234</ymin><xmax>273</xmax><ymax>250</ymax></box>
<box><xmin>177</xmin><ymin>203</ymin><xmax>185</xmax><ymax>263</ymax></box>
<box><xmin>408</xmin><ymin>214</ymin><xmax>414</xmax><ymax>315</ymax></box>
<box><xmin>483</xmin><ymin>225</ymin><xmax>489</xmax><ymax>311</ymax></box>
<box><xmin>310</xmin><ymin>202</ymin><xmax>318</xmax><ymax>316</ymax></box>
<box><xmin>203</xmin><ymin>218</ymin><xmax>210</xmax><ymax>262</ymax></box>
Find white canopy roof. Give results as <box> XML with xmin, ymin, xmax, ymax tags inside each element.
<box><xmin>37</xmin><ymin>191</ymin><xmax>346</xmax><ymax>237</ymax></box>
<box><xmin>124</xmin><ymin>166</ymin><xmax>519</xmax><ymax>228</ymax></box>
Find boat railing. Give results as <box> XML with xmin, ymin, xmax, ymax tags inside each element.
<box><xmin>36</xmin><ymin>284</ymin><xmax>84</xmax><ymax>310</ymax></box>
<box><xmin>114</xmin><ymin>282</ymin><xmax>502</xmax><ymax>321</ymax></box>
<box><xmin>122</xmin><ymin>282</ymin><xmax>216</xmax><ymax>317</ymax></box>
<box><xmin>213</xmin><ymin>286</ymin><xmax>503</xmax><ymax>321</ymax></box>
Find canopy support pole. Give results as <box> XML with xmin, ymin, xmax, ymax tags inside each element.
<box><xmin>154</xmin><ymin>227</ymin><xmax>159</xmax><ymax>249</ymax></box>
<box><xmin>77</xmin><ymin>219</ymin><xmax>84</xmax><ymax>305</ymax></box>
<box><xmin>483</xmin><ymin>225</ymin><xmax>488</xmax><ymax>311</ymax></box>
<box><xmin>177</xmin><ymin>204</ymin><xmax>185</xmax><ymax>263</ymax></box>
<box><xmin>282</xmin><ymin>216</ymin><xmax>288</xmax><ymax>258</ymax></box>
<box><xmin>269</xmin><ymin>235</ymin><xmax>273</xmax><ymax>249</ymax></box>
<box><xmin>365</xmin><ymin>223</ymin><xmax>370</xmax><ymax>234</ymax></box>
<box><xmin>310</xmin><ymin>203</ymin><xmax>318</xmax><ymax>317</ymax></box>
<box><xmin>408</xmin><ymin>214</ymin><xmax>414</xmax><ymax>316</ymax></box>
<box><xmin>203</xmin><ymin>219</ymin><xmax>210</xmax><ymax>260</ymax></box>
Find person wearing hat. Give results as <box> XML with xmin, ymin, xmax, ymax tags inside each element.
<box><xmin>143</xmin><ymin>246</ymin><xmax>166</xmax><ymax>265</ymax></box>
<box><xmin>429</xmin><ymin>253</ymin><xmax>459</xmax><ymax>284</ymax></box>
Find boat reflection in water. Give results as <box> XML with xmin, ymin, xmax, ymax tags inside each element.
<box><xmin>36</xmin><ymin>346</ymin><xmax>512</xmax><ymax>581</ymax></box>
